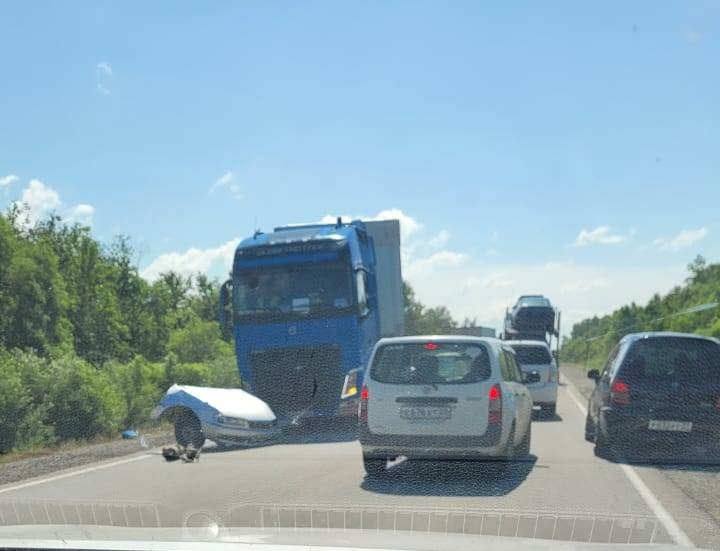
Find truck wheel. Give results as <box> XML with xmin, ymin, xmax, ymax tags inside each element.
<box><xmin>174</xmin><ymin>410</ymin><xmax>205</xmax><ymax>449</ymax></box>
<box><xmin>363</xmin><ymin>454</ymin><xmax>386</xmax><ymax>477</ymax></box>
<box><xmin>541</xmin><ymin>403</ymin><xmax>557</xmax><ymax>418</ymax></box>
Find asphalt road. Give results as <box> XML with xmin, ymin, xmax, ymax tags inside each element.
<box><xmin>1</xmin><ymin>378</ymin><xmax>720</xmax><ymax>548</ymax></box>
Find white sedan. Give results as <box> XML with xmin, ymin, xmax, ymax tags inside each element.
<box><xmin>359</xmin><ymin>336</ymin><xmax>537</xmax><ymax>476</ymax></box>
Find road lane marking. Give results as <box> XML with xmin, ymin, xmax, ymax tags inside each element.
<box><xmin>561</xmin><ymin>376</ymin><xmax>695</xmax><ymax>548</ymax></box>
<box><xmin>0</xmin><ymin>454</ymin><xmax>153</xmax><ymax>495</ymax></box>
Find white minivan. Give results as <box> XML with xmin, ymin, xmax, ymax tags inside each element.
<box><xmin>359</xmin><ymin>336</ymin><xmax>537</xmax><ymax>476</ymax></box>
<box><xmin>507</xmin><ymin>340</ymin><xmax>559</xmax><ymax>417</ymax></box>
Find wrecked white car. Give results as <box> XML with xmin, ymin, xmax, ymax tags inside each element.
<box><xmin>151</xmin><ymin>385</ymin><xmax>279</xmax><ymax>448</ymax></box>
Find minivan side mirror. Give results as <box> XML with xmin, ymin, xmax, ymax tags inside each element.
<box><xmin>587</xmin><ymin>369</ymin><xmax>600</xmax><ymax>382</ymax></box>
<box><xmin>523</xmin><ymin>371</ymin><xmax>541</xmax><ymax>384</ymax></box>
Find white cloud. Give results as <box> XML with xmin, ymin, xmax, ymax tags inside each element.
<box><xmin>97</xmin><ymin>62</ymin><xmax>113</xmax><ymax>76</ymax></box>
<box><xmin>490</xmin><ymin>230</ymin><xmax>499</xmax><ymax>243</ymax></box>
<box><xmin>487</xmin><ymin>248</ymin><xmax>498</xmax><ymax>256</ymax></box>
<box><xmin>14</xmin><ymin>179</ymin><xmax>61</xmax><ymax>225</ymax></box>
<box><xmin>96</xmin><ymin>62</ymin><xmax>113</xmax><ymax>95</ymax></box>
<box><xmin>428</xmin><ymin>229</ymin><xmax>450</xmax><ymax>249</ymax></box>
<box><xmin>573</xmin><ymin>226</ymin><xmax>628</xmax><ymax>247</ymax></box>
<box><xmin>411</xmin><ymin>259</ymin><xmax>685</xmax><ymax>336</ymax></box>
<box><xmin>405</xmin><ymin>250</ymin><xmax>468</xmax><ymax>276</ymax></box>
<box><xmin>319</xmin><ymin>208</ymin><xmax>422</xmax><ymax>242</ymax></box>
<box><xmin>11</xmin><ymin>179</ymin><xmax>94</xmax><ymax>228</ymax></box>
<box><xmin>66</xmin><ymin>204</ymin><xmax>95</xmax><ymax>226</ymax></box>
<box><xmin>210</xmin><ymin>171</ymin><xmax>243</xmax><ymax>200</ymax></box>
<box><xmin>0</xmin><ymin>174</ymin><xmax>18</xmax><ymax>188</ymax></box>
<box><xmin>652</xmin><ymin>227</ymin><xmax>708</xmax><ymax>252</ymax></box>
<box><xmin>140</xmin><ymin>238</ymin><xmax>240</xmax><ymax>281</ymax></box>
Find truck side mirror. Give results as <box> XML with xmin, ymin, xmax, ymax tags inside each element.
<box><xmin>219</xmin><ymin>279</ymin><xmax>233</xmax><ymax>335</ymax></box>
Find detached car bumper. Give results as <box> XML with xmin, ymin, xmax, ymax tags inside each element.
<box><xmin>203</xmin><ymin>421</ymin><xmax>279</xmax><ymax>445</ymax></box>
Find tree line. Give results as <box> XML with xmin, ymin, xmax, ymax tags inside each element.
<box><xmin>562</xmin><ymin>255</ymin><xmax>720</xmax><ymax>369</ymax></box>
<box><xmin>0</xmin><ymin>208</ymin><xmax>466</xmax><ymax>453</ymax></box>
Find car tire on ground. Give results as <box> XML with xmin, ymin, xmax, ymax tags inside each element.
<box><xmin>594</xmin><ymin>429</ymin><xmax>615</xmax><ymax>460</ymax></box>
<box><xmin>514</xmin><ymin>422</ymin><xmax>531</xmax><ymax>459</ymax></box>
<box><xmin>363</xmin><ymin>454</ymin><xmax>386</xmax><ymax>477</ymax></box>
<box><xmin>541</xmin><ymin>403</ymin><xmax>557</xmax><ymax>418</ymax></box>
<box><xmin>174</xmin><ymin>410</ymin><xmax>205</xmax><ymax>449</ymax></box>
<box><xmin>584</xmin><ymin>413</ymin><xmax>596</xmax><ymax>442</ymax></box>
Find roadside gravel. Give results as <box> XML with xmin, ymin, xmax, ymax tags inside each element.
<box><xmin>0</xmin><ymin>429</ymin><xmax>174</xmax><ymax>487</ymax></box>
<box><xmin>562</xmin><ymin>362</ymin><xmax>720</xmax><ymax>526</ymax></box>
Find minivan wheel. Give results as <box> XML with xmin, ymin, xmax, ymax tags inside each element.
<box><xmin>594</xmin><ymin>430</ymin><xmax>616</xmax><ymax>460</ymax></box>
<box><xmin>514</xmin><ymin>422</ymin><xmax>531</xmax><ymax>459</ymax></box>
<box><xmin>363</xmin><ymin>455</ymin><xmax>386</xmax><ymax>477</ymax></box>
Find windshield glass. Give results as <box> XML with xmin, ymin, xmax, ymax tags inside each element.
<box><xmin>510</xmin><ymin>345</ymin><xmax>553</xmax><ymax>365</ymax></box>
<box><xmin>517</xmin><ymin>296</ymin><xmax>550</xmax><ymax>308</ymax></box>
<box><xmin>370</xmin><ymin>342</ymin><xmax>491</xmax><ymax>384</ymax></box>
<box><xmin>621</xmin><ymin>338</ymin><xmax>720</xmax><ymax>383</ymax></box>
<box><xmin>234</xmin><ymin>262</ymin><xmax>353</xmax><ymax>317</ymax></box>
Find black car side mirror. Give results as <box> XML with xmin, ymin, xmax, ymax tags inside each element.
<box><xmin>523</xmin><ymin>371</ymin><xmax>541</xmax><ymax>384</ymax></box>
<box><xmin>587</xmin><ymin>369</ymin><xmax>600</xmax><ymax>382</ymax></box>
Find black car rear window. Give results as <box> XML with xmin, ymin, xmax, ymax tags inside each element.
<box><xmin>370</xmin><ymin>342</ymin><xmax>491</xmax><ymax>384</ymax></box>
<box><xmin>511</xmin><ymin>345</ymin><xmax>552</xmax><ymax>365</ymax></box>
<box><xmin>619</xmin><ymin>337</ymin><xmax>720</xmax><ymax>382</ymax></box>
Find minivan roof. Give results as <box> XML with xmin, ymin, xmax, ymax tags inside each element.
<box><xmin>507</xmin><ymin>340</ymin><xmax>552</xmax><ymax>348</ymax></box>
<box><xmin>376</xmin><ymin>335</ymin><xmax>502</xmax><ymax>347</ymax></box>
<box><xmin>620</xmin><ymin>332</ymin><xmax>720</xmax><ymax>345</ymax></box>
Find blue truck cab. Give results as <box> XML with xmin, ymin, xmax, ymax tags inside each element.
<box><xmin>220</xmin><ymin>218</ymin><xmax>404</xmax><ymax>423</ymax></box>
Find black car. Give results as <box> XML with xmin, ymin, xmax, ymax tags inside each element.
<box><xmin>585</xmin><ymin>332</ymin><xmax>720</xmax><ymax>460</ymax></box>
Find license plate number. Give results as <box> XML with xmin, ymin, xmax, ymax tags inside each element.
<box><xmin>398</xmin><ymin>406</ymin><xmax>452</xmax><ymax>420</ymax></box>
<box><xmin>648</xmin><ymin>420</ymin><xmax>692</xmax><ymax>432</ymax></box>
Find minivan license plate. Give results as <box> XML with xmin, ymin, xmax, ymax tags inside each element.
<box><xmin>648</xmin><ymin>420</ymin><xmax>692</xmax><ymax>432</ymax></box>
<box><xmin>399</xmin><ymin>406</ymin><xmax>452</xmax><ymax>420</ymax></box>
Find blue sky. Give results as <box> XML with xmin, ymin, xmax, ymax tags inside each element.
<box><xmin>1</xmin><ymin>1</ymin><xmax>718</xmax><ymax>332</ymax></box>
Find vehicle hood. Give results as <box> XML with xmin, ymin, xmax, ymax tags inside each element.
<box><xmin>153</xmin><ymin>385</ymin><xmax>276</xmax><ymax>422</ymax></box>
<box><xmin>0</xmin><ymin>525</ymin><xmax>699</xmax><ymax>551</ymax></box>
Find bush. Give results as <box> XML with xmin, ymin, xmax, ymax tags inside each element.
<box><xmin>48</xmin><ymin>356</ymin><xmax>126</xmax><ymax>440</ymax></box>
<box><xmin>107</xmin><ymin>357</ymin><xmax>165</xmax><ymax>428</ymax></box>
<box><xmin>168</xmin><ymin>319</ymin><xmax>230</xmax><ymax>363</ymax></box>
<box><xmin>207</xmin><ymin>354</ymin><xmax>241</xmax><ymax>388</ymax></box>
<box><xmin>0</xmin><ymin>356</ymin><xmax>30</xmax><ymax>453</ymax></box>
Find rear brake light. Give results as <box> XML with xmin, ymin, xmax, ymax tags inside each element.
<box><xmin>489</xmin><ymin>384</ymin><xmax>502</xmax><ymax>425</ymax></box>
<box><xmin>360</xmin><ymin>386</ymin><xmax>369</xmax><ymax>401</ymax></box>
<box><xmin>610</xmin><ymin>379</ymin><xmax>631</xmax><ymax>406</ymax></box>
<box><xmin>358</xmin><ymin>385</ymin><xmax>369</xmax><ymax>424</ymax></box>
<box><xmin>423</xmin><ymin>342</ymin><xmax>438</xmax><ymax>350</ymax></box>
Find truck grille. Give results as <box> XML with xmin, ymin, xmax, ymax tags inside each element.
<box><xmin>249</xmin><ymin>345</ymin><xmax>343</xmax><ymax>416</ymax></box>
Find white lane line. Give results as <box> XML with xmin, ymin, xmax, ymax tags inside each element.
<box><xmin>0</xmin><ymin>454</ymin><xmax>153</xmax><ymax>495</ymax></box>
<box><xmin>562</xmin><ymin>376</ymin><xmax>695</xmax><ymax>548</ymax></box>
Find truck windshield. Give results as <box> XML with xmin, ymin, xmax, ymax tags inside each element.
<box><xmin>234</xmin><ymin>261</ymin><xmax>354</xmax><ymax>319</ymax></box>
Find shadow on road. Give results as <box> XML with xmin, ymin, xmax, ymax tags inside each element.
<box><xmin>361</xmin><ymin>456</ymin><xmax>537</xmax><ymax>497</ymax></box>
<box><xmin>597</xmin><ymin>446</ymin><xmax>720</xmax><ymax>472</ymax></box>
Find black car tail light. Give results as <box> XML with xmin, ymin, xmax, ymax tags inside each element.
<box><xmin>610</xmin><ymin>379</ymin><xmax>631</xmax><ymax>406</ymax></box>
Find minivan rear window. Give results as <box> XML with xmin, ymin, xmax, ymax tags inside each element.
<box><xmin>620</xmin><ymin>337</ymin><xmax>720</xmax><ymax>383</ymax></box>
<box><xmin>370</xmin><ymin>342</ymin><xmax>491</xmax><ymax>384</ymax></box>
<box><xmin>510</xmin><ymin>345</ymin><xmax>552</xmax><ymax>365</ymax></box>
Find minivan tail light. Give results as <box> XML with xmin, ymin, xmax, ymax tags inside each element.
<box><xmin>610</xmin><ymin>379</ymin><xmax>631</xmax><ymax>406</ymax></box>
<box><xmin>488</xmin><ymin>384</ymin><xmax>502</xmax><ymax>425</ymax></box>
<box><xmin>358</xmin><ymin>385</ymin><xmax>369</xmax><ymax>424</ymax></box>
